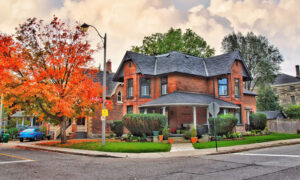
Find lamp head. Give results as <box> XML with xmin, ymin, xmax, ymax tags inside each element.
<box><xmin>80</xmin><ymin>23</ymin><xmax>90</xmax><ymax>32</ymax></box>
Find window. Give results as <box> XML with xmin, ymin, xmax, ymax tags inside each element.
<box><xmin>161</xmin><ymin>76</ymin><xmax>168</xmax><ymax>95</ymax></box>
<box><xmin>117</xmin><ymin>91</ymin><xmax>122</xmax><ymax>102</ymax></box>
<box><xmin>127</xmin><ymin>106</ymin><xmax>133</xmax><ymax>114</ymax></box>
<box><xmin>140</xmin><ymin>77</ymin><xmax>151</xmax><ymax>97</ymax></box>
<box><xmin>235</xmin><ymin>61</ymin><xmax>238</xmax><ymax>66</ymax></box>
<box><xmin>290</xmin><ymin>86</ymin><xmax>295</xmax><ymax>91</ymax></box>
<box><xmin>234</xmin><ymin>78</ymin><xmax>241</xmax><ymax>97</ymax></box>
<box><xmin>127</xmin><ymin>79</ymin><xmax>133</xmax><ymax>98</ymax></box>
<box><xmin>128</xmin><ymin>61</ymin><xmax>132</xmax><ymax>68</ymax></box>
<box><xmin>291</xmin><ymin>96</ymin><xmax>296</xmax><ymax>105</ymax></box>
<box><xmin>139</xmin><ymin>108</ymin><xmax>145</xmax><ymax>114</ymax></box>
<box><xmin>218</xmin><ymin>78</ymin><xmax>228</xmax><ymax>96</ymax></box>
<box><xmin>235</xmin><ymin>108</ymin><xmax>242</xmax><ymax>124</ymax></box>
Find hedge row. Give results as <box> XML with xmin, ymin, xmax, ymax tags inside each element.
<box><xmin>122</xmin><ymin>114</ymin><xmax>167</xmax><ymax>136</ymax></box>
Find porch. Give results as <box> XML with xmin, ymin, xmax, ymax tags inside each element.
<box><xmin>139</xmin><ymin>92</ymin><xmax>240</xmax><ymax>133</ymax></box>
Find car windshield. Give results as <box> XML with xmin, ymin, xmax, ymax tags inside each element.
<box><xmin>22</xmin><ymin>129</ymin><xmax>35</xmax><ymax>132</ymax></box>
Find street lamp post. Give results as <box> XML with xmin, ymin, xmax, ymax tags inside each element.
<box><xmin>81</xmin><ymin>23</ymin><xmax>107</xmax><ymax>146</ymax></box>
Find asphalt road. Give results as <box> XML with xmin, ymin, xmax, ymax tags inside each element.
<box><xmin>1</xmin><ymin>143</ymin><xmax>300</xmax><ymax>180</ymax></box>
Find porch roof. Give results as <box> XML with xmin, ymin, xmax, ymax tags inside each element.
<box><xmin>139</xmin><ymin>91</ymin><xmax>239</xmax><ymax>109</ymax></box>
<box><xmin>11</xmin><ymin>111</ymin><xmax>36</xmax><ymax>118</ymax></box>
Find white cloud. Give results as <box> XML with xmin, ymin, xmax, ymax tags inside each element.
<box><xmin>0</xmin><ymin>0</ymin><xmax>299</xmax><ymax>76</ymax></box>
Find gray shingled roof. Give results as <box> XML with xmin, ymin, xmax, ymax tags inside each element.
<box><xmin>243</xmin><ymin>89</ymin><xmax>257</xmax><ymax>96</ymax></box>
<box><xmin>94</xmin><ymin>71</ymin><xmax>120</xmax><ymax>97</ymax></box>
<box><xmin>113</xmin><ymin>51</ymin><xmax>252</xmax><ymax>81</ymax></box>
<box><xmin>259</xmin><ymin>110</ymin><xmax>286</xmax><ymax>120</ymax></box>
<box><xmin>139</xmin><ymin>91</ymin><xmax>239</xmax><ymax>108</ymax></box>
<box><xmin>273</xmin><ymin>73</ymin><xmax>300</xmax><ymax>85</ymax></box>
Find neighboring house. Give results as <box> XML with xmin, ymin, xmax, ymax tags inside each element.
<box><xmin>48</xmin><ymin>61</ymin><xmax>124</xmax><ymax>139</ymax></box>
<box><xmin>113</xmin><ymin>51</ymin><xmax>257</xmax><ymax>132</ymax></box>
<box><xmin>271</xmin><ymin>65</ymin><xmax>300</xmax><ymax>107</ymax></box>
<box><xmin>259</xmin><ymin>110</ymin><xmax>286</xmax><ymax>120</ymax></box>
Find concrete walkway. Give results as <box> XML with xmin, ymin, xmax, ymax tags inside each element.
<box><xmin>170</xmin><ymin>143</ymin><xmax>195</xmax><ymax>152</ymax></box>
<box><xmin>3</xmin><ymin>138</ymin><xmax>300</xmax><ymax>159</ymax></box>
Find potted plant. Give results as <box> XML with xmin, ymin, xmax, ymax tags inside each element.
<box><xmin>190</xmin><ymin>125</ymin><xmax>198</xmax><ymax>144</ymax></box>
<box><xmin>158</xmin><ymin>132</ymin><xmax>164</xmax><ymax>142</ymax></box>
<box><xmin>168</xmin><ymin>137</ymin><xmax>174</xmax><ymax>144</ymax></box>
<box><xmin>176</xmin><ymin>130</ymin><xmax>180</xmax><ymax>134</ymax></box>
<box><xmin>152</xmin><ymin>131</ymin><xmax>159</xmax><ymax>137</ymax></box>
<box><xmin>162</xmin><ymin>125</ymin><xmax>169</xmax><ymax>140</ymax></box>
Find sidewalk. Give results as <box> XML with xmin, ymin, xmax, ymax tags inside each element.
<box><xmin>4</xmin><ymin>138</ymin><xmax>300</xmax><ymax>159</ymax></box>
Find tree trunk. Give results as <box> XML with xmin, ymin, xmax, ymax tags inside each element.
<box><xmin>60</xmin><ymin>116</ymin><xmax>67</xmax><ymax>144</ymax></box>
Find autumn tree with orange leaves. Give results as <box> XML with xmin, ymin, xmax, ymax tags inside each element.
<box><xmin>0</xmin><ymin>16</ymin><xmax>102</xmax><ymax>144</ymax></box>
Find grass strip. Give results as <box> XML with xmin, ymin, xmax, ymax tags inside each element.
<box><xmin>193</xmin><ymin>133</ymin><xmax>300</xmax><ymax>149</ymax></box>
<box><xmin>52</xmin><ymin>142</ymin><xmax>171</xmax><ymax>153</ymax></box>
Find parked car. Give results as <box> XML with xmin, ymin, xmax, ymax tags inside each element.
<box><xmin>17</xmin><ymin>125</ymin><xmax>28</xmax><ymax>137</ymax></box>
<box><xmin>19</xmin><ymin>128</ymin><xmax>44</xmax><ymax>142</ymax></box>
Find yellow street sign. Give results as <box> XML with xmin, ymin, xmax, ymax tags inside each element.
<box><xmin>102</xmin><ymin>109</ymin><xmax>108</xmax><ymax>117</ymax></box>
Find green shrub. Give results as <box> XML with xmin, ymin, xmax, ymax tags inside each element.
<box><xmin>250</xmin><ymin>113</ymin><xmax>267</xmax><ymax>130</ymax></box>
<box><xmin>7</xmin><ymin>128</ymin><xmax>18</xmax><ymax>139</ymax></box>
<box><xmin>122</xmin><ymin>114</ymin><xmax>167</xmax><ymax>136</ymax></box>
<box><xmin>40</xmin><ymin>126</ymin><xmax>47</xmax><ymax>134</ymax></box>
<box><xmin>209</xmin><ymin>114</ymin><xmax>238</xmax><ymax>136</ymax></box>
<box><xmin>284</xmin><ymin>105</ymin><xmax>300</xmax><ymax>119</ymax></box>
<box><xmin>162</xmin><ymin>125</ymin><xmax>169</xmax><ymax>140</ymax></box>
<box><xmin>190</xmin><ymin>124</ymin><xmax>197</xmax><ymax>137</ymax></box>
<box><xmin>109</xmin><ymin>121</ymin><xmax>124</xmax><ymax>137</ymax></box>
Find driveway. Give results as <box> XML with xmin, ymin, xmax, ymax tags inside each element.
<box><xmin>1</xmin><ymin>143</ymin><xmax>300</xmax><ymax>179</ymax></box>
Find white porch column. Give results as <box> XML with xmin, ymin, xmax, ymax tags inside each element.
<box><xmin>144</xmin><ymin>108</ymin><xmax>148</xmax><ymax>114</ymax></box>
<box><xmin>30</xmin><ymin>117</ymin><xmax>33</xmax><ymax>127</ymax></box>
<box><xmin>206</xmin><ymin>107</ymin><xmax>210</xmax><ymax>134</ymax></box>
<box><xmin>193</xmin><ymin>106</ymin><xmax>197</xmax><ymax>129</ymax></box>
<box><xmin>22</xmin><ymin>117</ymin><xmax>25</xmax><ymax>126</ymax></box>
<box><xmin>162</xmin><ymin>107</ymin><xmax>166</xmax><ymax>116</ymax></box>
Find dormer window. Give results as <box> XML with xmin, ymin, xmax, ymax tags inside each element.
<box><xmin>218</xmin><ymin>78</ymin><xmax>228</xmax><ymax>96</ymax></box>
<box><xmin>117</xmin><ymin>91</ymin><xmax>122</xmax><ymax>102</ymax></box>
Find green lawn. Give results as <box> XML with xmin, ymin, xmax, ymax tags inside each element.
<box><xmin>53</xmin><ymin>142</ymin><xmax>171</xmax><ymax>153</ymax></box>
<box><xmin>194</xmin><ymin>133</ymin><xmax>300</xmax><ymax>149</ymax></box>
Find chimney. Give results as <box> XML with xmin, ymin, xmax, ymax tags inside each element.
<box><xmin>106</xmin><ymin>60</ymin><xmax>112</xmax><ymax>73</ymax></box>
<box><xmin>296</xmin><ymin>65</ymin><xmax>300</xmax><ymax>78</ymax></box>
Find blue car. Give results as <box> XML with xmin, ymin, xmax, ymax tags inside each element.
<box><xmin>19</xmin><ymin>128</ymin><xmax>44</xmax><ymax>142</ymax></box>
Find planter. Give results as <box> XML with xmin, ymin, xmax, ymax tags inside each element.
<box><xmin>152</xmin><ymin>131</ymin><xmax>159</xmax><ymax>137</ymax></box>
<box><xmin>191</xmin><ymin>137</ymin><xmax>198</xmax><ymax>144</ymax></box>
<box><xmin>168</xmin><ymin>138</ymin><xmax>174</xmax><ymax>144</ymax></box>
<box><xmin>158</xmin><ymin>135</ymin><xmax>164</xmax><ymax>142</ymax></box>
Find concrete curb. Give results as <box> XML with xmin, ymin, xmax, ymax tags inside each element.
<box><xmin>9</xmin><ymin>138</ymin><xmax>300</xmax><ymax>159</ymax></box>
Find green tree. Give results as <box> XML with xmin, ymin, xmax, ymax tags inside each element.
<box><xmin>256</xmin><ymin>85</ymin><xmax>281</xmax><ymax>111</ymax></box>
<box><xmin>132</xmin><ymin>28</ymin><xmax>215</xmax><ymax>58</ymax></box>
<box><xmin>221</xmin><ymin>32</ymin><xmax>284</xmax><ymax>90</ymax></box>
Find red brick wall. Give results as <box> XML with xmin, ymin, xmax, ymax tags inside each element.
<box><xmin>168</xmin><ymin>74</ymin><xmax>209</xmax><ymax>94</ymax></box>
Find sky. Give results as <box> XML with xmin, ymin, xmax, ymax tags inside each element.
<box><xmin>0</xmin><ymin>0</ymin><xmax>299</xmax><ymax>76</ymax></box>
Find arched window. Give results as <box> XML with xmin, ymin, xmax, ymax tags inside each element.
<box><xmin>117</xmin><ymin>91</ymin><xmax>122</xmax><ymax>102</ymax></box>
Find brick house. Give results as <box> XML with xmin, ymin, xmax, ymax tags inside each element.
<box><xmin>113</xmin><ymin>51</ymin><xmax>256</xmax><ymax>132</ymax></box>
<box><xmin>49</xmin><ymin>61</ymin><xmax>124</xmax><ymax>139</ymax></box>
